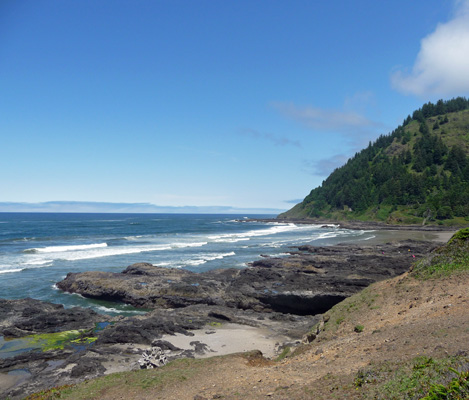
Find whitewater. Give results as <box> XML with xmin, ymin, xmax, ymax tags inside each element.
<box><xmin>0</xmin><ymin>213</ymin><xmax>375</xmax><ymax>315</ymax></box>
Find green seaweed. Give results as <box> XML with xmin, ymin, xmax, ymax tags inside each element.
<box><xmin>27</xmin><ymin>329</ymin><xmax>96</xmax><ymax>352</ymax></box>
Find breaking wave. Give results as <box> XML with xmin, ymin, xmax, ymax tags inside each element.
<box><xmin>24</xmin><ymin>243</ymin><xmax>108</xmax><ymax>254</ymax></box>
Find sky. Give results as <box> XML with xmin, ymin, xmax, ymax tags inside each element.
<box><xmin>1</xmin><ymin>0</ymin><xmax>469</xmax><ymax>213</ymax></box>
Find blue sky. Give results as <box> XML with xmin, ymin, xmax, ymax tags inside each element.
<box><xmin>2</xmin><ymin>0</ymin><xmax>469</xmax><ymax>213</ymax></box>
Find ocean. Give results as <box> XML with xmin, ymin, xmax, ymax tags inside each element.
<box><xmin>0</xmin><ymin>213</ymin><xmax>376</xmax><ymax>315</ymax></box>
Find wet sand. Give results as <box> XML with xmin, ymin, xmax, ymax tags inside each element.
<box><xmin>354</xmin><ymin>229</ymin><xmax>455</xmax><ymax>245</ymax></box>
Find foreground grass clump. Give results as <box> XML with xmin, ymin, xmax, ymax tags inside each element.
<box><xmin>421</xmin><ymin>368</ymin><xmax>469</xmax><ymax>399</ymax></box>
<box><xmin>275</xmin><ymin>346</ymin><xmax>291</xmax><ymax>362</ymax></box>
<box><xmin>25</xmin><ymin>385</ymin><xmax>75</xmax><ymax>400</ymax></box>
<box><xmin>412</xmin><ymin>227</ymin><xmax>469</xmax><ymax>279</ymax></box>
<box><xmin>355</xmin><ymin>355</ymin><xmax>469</xmax><ymax>399</ymax></box>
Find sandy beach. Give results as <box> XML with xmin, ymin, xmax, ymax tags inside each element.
<box><xmin>160</xmin><ymin>323</ymin><xmax>290</xmax><ymax>359</ymax></box>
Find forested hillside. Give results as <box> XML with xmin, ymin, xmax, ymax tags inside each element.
<box><xmin>279</xmin><ymin>97</ymin><xmax>469</xmax><ymax>225</ymax></box>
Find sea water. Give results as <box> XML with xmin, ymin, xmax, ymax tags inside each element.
<box><xmin>0</xmin><ymin>213</ymin><xmax>376</xmax><ymax>315</ymax></box>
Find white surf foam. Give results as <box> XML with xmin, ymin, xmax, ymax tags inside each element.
<box><xmin>317</xmin><ymin>231</ymin><xmax>341</xmax><ymax>239</ymax></box>
<box><xmin>124</xmin><ymin>235</ymin><xmax>144</xmax><ymax>241</ymax></box>
<box><xmin>94</xmin><ymin>305</ymin><xmax>146</xmax><ymax>315</ymax></box>
<box><xmin>0</xmin><ymin>268</ymin><xmax>21</xmax><ymax>274</ymax></box>
<box><xmin>207</xmin><ymin>223</ymin><xmax>299</xmax><ymax>242</ymax></box>
<box><xmin>22</xmin><ymin>241</ymin><xmax>208</xmax><ymax>263</ymax></box>
<box><xmin>361</xmin><ymin>235</ymin><xmax>377</xmax><ymax>241</ymax></box>
<box><xmin>24</xmin><ymin>259</ymin><xmax>54</xmax><ymax>266</ymax></box>
<box><xmin>184</xmin><ymin>251</ymin><xmax>236</xmax><ymax>266</ymax></box>
<box><xmin>25</xmin><ymin>243</ymin><xmax>108</xmax><ymax>253</ymax></box>
<box><xmin>172</xmin><ymin>241</ymin><xmax>208</xmax><ymax>249</ymax></box>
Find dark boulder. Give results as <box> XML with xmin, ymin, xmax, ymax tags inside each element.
<box><xmin>0</xmin><ymin>298</ymin><xmax>108</xmax><ymax>337</ymax></box>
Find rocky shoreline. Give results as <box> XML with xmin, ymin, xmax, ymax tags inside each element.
<box><xmin>0</xmin><ymin>237</ymin><xmax>443</xmax><ymax>399</ymax></box>
<box><xmin>247</xmin><ymin>217</ymin><xmax>459</xmax><ymax>231</ymax></box>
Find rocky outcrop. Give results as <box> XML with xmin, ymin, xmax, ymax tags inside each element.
<box><xmin>0</xmin><ymin>297</ymin><xmax>109</xmax><ymax>337</ymax></box>
<box><xmin>57</xmin><ymin>240</ymin><xmax>438</xmax><ymax>316</ymax></box>
<box><xmin>57</xmin><ymin>262</ymin><xmax>239</xmax><ymax>309</ymax></box>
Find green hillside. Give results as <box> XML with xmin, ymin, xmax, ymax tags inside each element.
<box><xmin>279</xmin><ymin>97</ymin><xmax>469</xmax><ymax>225</ymax></box>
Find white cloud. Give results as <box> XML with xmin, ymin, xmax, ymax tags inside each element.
<box><xmin>391</xmin><ymin>0</ymin><xmax>469</xmax><ymax>97</ymax></box>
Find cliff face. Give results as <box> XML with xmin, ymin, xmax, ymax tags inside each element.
<box><xmin>280</xmin><ymin>98</ymin><xmax>469</xmax><ymax>225</ymax></box>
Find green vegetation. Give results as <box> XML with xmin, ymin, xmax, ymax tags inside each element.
<box><xmin>320</xmin><ymin>286</ymin><xmax>379</xmax><ymax>336</ymax></box>
<box><xmin>354</xmin><ymin>324</ymin><xmax>364</xmax><ymax>333</ymax></box>
<box><xmin>448</xmin><ymin>227</ymin><xmax>469</xmax><ymax>244</ymax></box>
<box><xmin>279</xmin><ymin>97</ymin><xmax>469</xmax><ymax>225</ymax></box>
<box><xmin>275</xmin><ymin>346</ymin><xmax>291</xmax><ymax>362</ymax></box>
<box><xmin>28</xmin><ymin>329</ymin><xmax>97</xmax><ymax>352</ymax></box>
<box><xmin>354</xmin><ymin>355</ymin><xmax>469</xmax><ymax>399</ymax></box>
<box><xmin>25</xmin><ymin>385</ymin><xmax>75</xmax><ymax>400</ymax></box>
<box><xmin>0</xmin><ymin>329</ymin><xmax>98</xmax><ymax>358</ymax></box>
<box><xmin>25</xmin><ymin>330</ymin><xmax>97</xmax><ymax>351</ymax></box>
<box><xmin>422</xmin><ymin>368</ymin><xmax>469</xmax><ymax>400</ymax></box>
<box><xmin>412</xmin><ymin>227</ymin><xmax>469</xmax><ymax>279</ymax></box>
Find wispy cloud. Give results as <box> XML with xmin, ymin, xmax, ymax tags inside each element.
<box><xmin>271</xmin><ymin>97</ymin><xmax>384</xmax><ymax>152</ymax></box>
<box><xmin>240</xmin><ymin>128</ymin><xmax>301</xmax><ymax>148</ymax></box>
<box><xmin>391</xmin><ymin>0</ymin><xmax>469</xmax><ymax>97</ymax></box>
<box><xmin>302</xmin><ymin>154</ymin><xmax>349</xmax><ymax>177</ymax></box>
<box><xmin>284</xmin><ymin>198</ymin><xmax>304</xmax><ymax>204</ymax></box>
<box><xmin>271</xmin><ymin>101</ymin><xmax>380</xmax><ymax>134</ymax></box>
